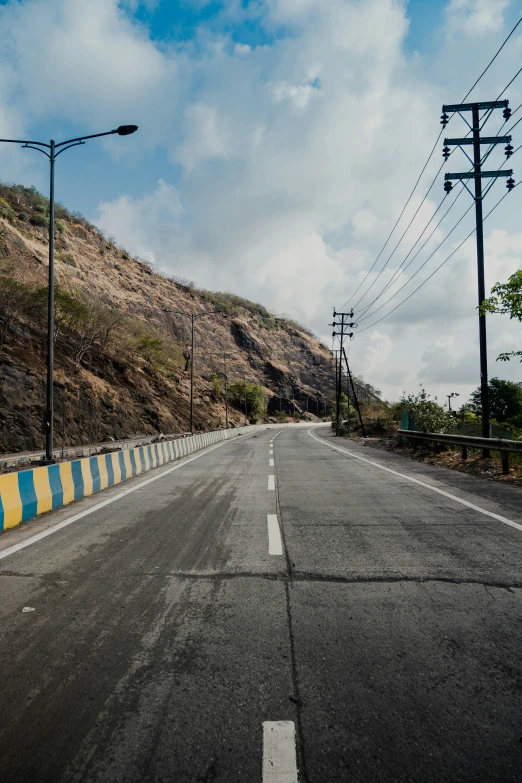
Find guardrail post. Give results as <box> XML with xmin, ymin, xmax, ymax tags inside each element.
<box><xmin>461</xmin><ymin>445</ymin><xmax>468</xmax><ymax>461</ymax></box>
<box><xmin>501</xmin><ymin>451</ymin><xmax>509</xmax><ymax>475</ymax></box>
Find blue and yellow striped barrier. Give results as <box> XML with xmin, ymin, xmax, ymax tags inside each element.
<box><xmin>0</xmin><ymin>426</ymin><xmax>261</xmax><ymax>532</ymax></box>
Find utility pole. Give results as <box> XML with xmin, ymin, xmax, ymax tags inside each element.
<box><xmin>329</xmin><ymin>309</ymin><xmax>354</xmax><ymax>435</ymax></box>
<box><xmin>163</xmin><ymin>309</ymin><xmax>214</xmax><ymax>433</ymax></box>
<box><xmin>441</xmin><ymin>99</ymin><xmax>515</xmax><ymax>456</ymax></box>
<box><xmin>243</xmin><ymin>372</ymin><xmax>248</xmax><ymax>424</ymax></box>
<box><xmin>342</xmin><ymin>347</ymin><xmax>366</xmax><ymax>438</ymax></box>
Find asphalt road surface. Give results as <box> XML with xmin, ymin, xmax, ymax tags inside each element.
<box><xmin>0</xmin><ymin>425</ymin><xmax>521</xmax><ymax>782</ymax></box>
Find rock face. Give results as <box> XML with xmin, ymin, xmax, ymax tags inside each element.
<box><xmin>0</xmin><ymin>184</ymin><xmax>338</xmax><ymax>453</ymax></box>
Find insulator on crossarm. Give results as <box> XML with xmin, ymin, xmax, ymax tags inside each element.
<box><xmin>503</xmin><ymin>107</ymin><xmax>512</xmax><ymax>120</ymax></box>
<box><xmin>444</xmin><ymin>181</ymin><xmax>453</xmax><ymax>193</ymax></box>
<box><xmin>506</xmin><ymin>177</ymin><xmax>515</xmax><ymax>191</ymax></box>
<box><xmin>442</xmin><ymin>145</ymin><xmax>450</xmax><ymax>160</ymax></box>
<box><xmin>440</xmin><ymin>113</ymin><xmax>449</xmax><ymax>127</ymax></box>
<box><xmin>505</xmin><ymin>144</ymin><xmax>514</xmax><ymax>158</ymax></box>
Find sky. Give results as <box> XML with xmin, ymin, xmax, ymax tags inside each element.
<box><xmin>0</xmin><ymin>0</ymin><xmax>521</xmax><ymax>404</ymax></box>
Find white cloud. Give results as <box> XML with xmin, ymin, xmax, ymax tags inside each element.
<box><xmin>446</xmin><ymin>0</ymin><xmax>510</xmax><ymax>38</ymax></box>
<box><xmin>1</xmin><ymin>0</ymin><xmax>522</xmax><ymax>405</ymax></box>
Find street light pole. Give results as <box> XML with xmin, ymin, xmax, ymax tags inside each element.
<box><xmin>163</xmin><ymin>308</ymin><xmax>214</xmax><ymax>433</ymax></box>
<box><xmin>0</xmin><ymin>124</ymin><xmax>138</xmax><ymax>459</ymax></box>
<box><xmin>446</xmin><ymin>392</ymin><xmax>460</xmax><ymax>411</ymax></box>
<box><xmin>47</xmin><ymin>139</ymin><xmax>55</xmax><ymax>460</ymax></box>
<box><xmin>224</xmin><ymin>353</ymin><xmax>229</xmax><ymax>429</ymax></box>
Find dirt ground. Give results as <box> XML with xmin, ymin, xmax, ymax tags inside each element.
<box><xmin>354</xmin><ymin>436</ymin><xmax>522</xmax><ymax>487</ymax></box>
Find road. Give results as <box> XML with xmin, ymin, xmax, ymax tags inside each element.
<box><xmin>0</xmin><ymin>425</ymin><xmax>521</xmax><ymax>782</ymax></box>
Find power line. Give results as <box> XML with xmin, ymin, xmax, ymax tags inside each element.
<box><xmin>337</xmin><ymin>15</ymin><xmax>522</xmax><ymax>313</ymax></box>
<box><xmin>355</xmin><ymin>68</ymin><xmax>522</xmax><ymax>316</ymax></box>
<box><xmin>351</xmin><ymin>159</ymin><xmax>446</xmax><ymax>311</ymax></box>
<box><xmin>356</xmin><ymin>186</ymin><xmax>464</xmax><ymax>319</ymax></box>
<box><xmin>355</xmin><ymin>180</ymin><xmax>519</xmax><ymax>334</ymax></box>
<box><xmin>496</xmin><ymin>65</ymin><xmax>522</xmax><ymax>100</ymax></box>
<box><xmin>357</xmin><ymin>198</ymin><xmax>475</xmax><ymax>325</ymax></box>
<box><xmin>358</xmin><ymin>140</ymin><xmax>521</xmax><ymax>327</ymax></box>
<box><xmin>461</xmin><ymin>16</ymin><xmax>522</xmax><ymax>102</ymax></box>
<box><xmin>338</xmin><ymin>130</ymin><xmax>444</xmax><ymax>311</ymax></box>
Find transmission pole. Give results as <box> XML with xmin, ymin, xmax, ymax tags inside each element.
<box><xmin>329</xmin><ymin>309</ymin><xmax>354</xmax><ymax>435</ymax></box>
<box><xmin>342</xmin><ymin>347</ymin><xmax>366</xmax><ymax>438</ymax></box>
<box><xmin>441</xmin><ymin>99</ymin><xmax>515</xmax><ymax>456</ymax></box>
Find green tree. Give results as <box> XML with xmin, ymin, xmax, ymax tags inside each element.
<box><xmin>400</xmin><ymin>388</ymin><xmax>456</xmax><ymax>433</ymax></box>
<box><xmin>228</xmin><ymin>381</ymin><xmax>265</xmax><ymax>421</ymax></box>
<box><xmin>481</xmin><ymin>271</ymin><xmax>522</xmax><ymax>361</ymax></box>
<box><xmin>469</xmin><ymin>378</ymin><xmax>522</xmax><ymax>423</ymax></box>
<box><xmin>209</xmin><ymin>373</ymin><xmax>223</xmax><ymax>399</ymax></box>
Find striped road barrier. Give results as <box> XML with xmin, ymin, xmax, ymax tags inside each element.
<box><xmin>0</xmin><ymin>426</ymin><xmax>262</xmax><ymax>532</ymax></box>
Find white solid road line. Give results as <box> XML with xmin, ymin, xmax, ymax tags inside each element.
<box><xmin>269</xmin><ymin>458</ymin><xmax>274</xmax><ymax>467</ymax></box>
<box><xmin>262</xmin><ymin>721</ymin><xmax>298</xmax><ymax>783</ymax></box>
<box><xmin>308</xmin><ymin>429</ymin><xmax>522</xmax><ymax>533</ymax></box>
<box><xmin>267</xmin><ymin>514</ymin><xmax>283</xmax><ymax>555</ymax></box>
<box><xmin>268</xmin><ymin>475</ymin><xmax>275</xmax><ymax>491</ymax></box>
<box><xmin>0</xmin><ymin>440</ymin><xmax>232</xmax><ymax>562</ymax></box>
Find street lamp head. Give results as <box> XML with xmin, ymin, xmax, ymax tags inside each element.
<box><xmin>116</xmin><ymin>125</ymin><xmax>138</xmax><ymax>136</ymax></box>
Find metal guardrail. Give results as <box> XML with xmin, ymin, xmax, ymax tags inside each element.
<box><xmin>398</xmin><ymin>429</ymin><xmax>522</xmax><ymax>474</ymax></box>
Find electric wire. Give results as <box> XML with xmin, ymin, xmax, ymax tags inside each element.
<box><xmin>460</xmin><ymin>16</ymin><xmax>522</xmax><ymax>102</ymax></box>
<box><xmin>351</xmin><ymin>159</ymin><xmax>446</xmax><ymax>310</ymax></box>
<box><xmin>338</xmin><ymin>129</ymin><xmax>445</xmax><ymax>311</ymax></box>
<box><xmin>337</xmin><ymin>15</ymin><xmax>522</xmax><ymax>313</ymax></box>
<box><xmin>354</xmin><ymin>72</ymin><xmax>522</xmax><ymax>316</ymax></box>
<box><xmin>355</xmin><ymin>143</ymin><xmax>521</xmax><ymax>329</ymax></box>
<box><xmin>355</xmin><ymin>176</ymin><xmax>520</xmax><ymax>334</ymax></box>
<box><xmin>356</xmin><ymin>198</ymin><xmax>475</xmax><ymax>325</ymax></box>
<box><xmin>356</xmin><ymin>186</ymin><xmax>464</xmax><ymax>319</ymax></box>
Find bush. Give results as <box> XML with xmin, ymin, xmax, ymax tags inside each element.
<box><xmin>29</xmin><ymin>214</ymin><xmax>47</xmax><ymax>227</ymax></box>
<box><xmin>210</xmin><ymin>373</ymin><xmax>223</xmax><ymax>399</ymax></box>
<box><xmin>228</xmin><ymin>381</ymin><xmax>265</xmax><ymax>421</ymax></box>
<box><xmin>0</xmin><ymin>198</ymin><xmax>16</xmax><ymax>223</ymax></box>
<box><xmin>34</xmin><ymin>204</ymin><xmax>47</xmax><ymax>214</ymax></box>
<box><xmin>400</xmin><ymin>388</ymin><xmax>456</xmax><ymax>434</ymax></box>
<box><xmin>60</xmin><ymin>252</ymin><xmax>76</xmax><ymax>267</ymax></box>
<box><xmin>55</xmin><ymin>219</ymin><xmax>65</xmax><ymax>234</ymax></box>
<box><xmin>17</xmin><ymin>212</ymin><xmax>28</xmax><ymax>222</ymax></box>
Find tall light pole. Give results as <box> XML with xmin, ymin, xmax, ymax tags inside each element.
<box><xmin>446</xmin><ymin>392</ymin><xmax>460</xmax><ymax>411</ymax></box>
<box><xmin>163</xmin><ymin>309</ymin><xmax>213</xmax><ymax>433</ymax></box>
<box><xmin>208</xmin><ymin>350</ymin><xmax>242</xmax><ymax>429</ymax></box>
<box><xmin>0</xmin><ymin>124</ymin><xmax>138</xmax><ymax>460</ymax></box>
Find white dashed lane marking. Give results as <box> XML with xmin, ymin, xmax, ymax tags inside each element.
<box><xmin>267</xmin><ymin>514</ymin><xmax>283</xmax><ymax>556</ymax></box>
<box><xmin>268</xmin><ymin>475</ymin><xmax>275</xmax><ymax>491</ymax></box>
<box><xmin>262</xmin><ymin>721</ymin><xmax>298</xmax><ymax>782</ymax></box>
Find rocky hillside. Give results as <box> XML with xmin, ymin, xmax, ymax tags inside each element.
<box><xmin>0</xmin><ymin>182</ymin><xmax>346</xmax><ymax>454</ymax></box>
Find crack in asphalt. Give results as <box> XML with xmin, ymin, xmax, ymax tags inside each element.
<box><xmin>2</xmin><ymin>569</ymin><xmax>521</xmax><ymax>592</ymax></box>
<box><xmin>273</xmin><ymin>432</ymin><xmax>310</xmax><ymax>783</ymax></box>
